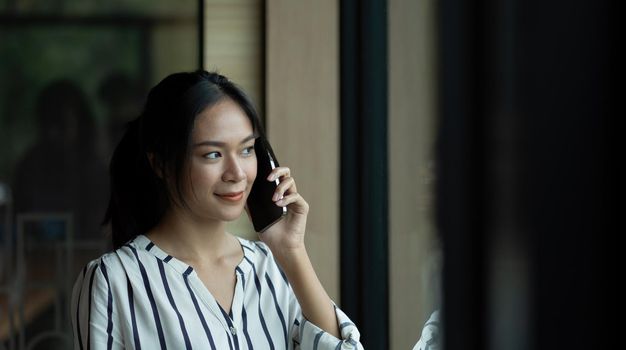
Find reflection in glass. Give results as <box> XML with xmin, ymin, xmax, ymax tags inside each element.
<box><xmin>0</xmin><ymin>1</ymin><xmax>197</xmax><ymax>348</ymax></box>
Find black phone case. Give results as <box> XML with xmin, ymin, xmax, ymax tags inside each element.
<box><xmin>246</xmin><ymin>138</ymin><xmax>287</xmax><ymax>232</ymax></box>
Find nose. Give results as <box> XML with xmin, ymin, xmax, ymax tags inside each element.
<box><xmin>222</xmin><ymin>156</ymin><xmax>247</xmax><ymax>183</ymax></box>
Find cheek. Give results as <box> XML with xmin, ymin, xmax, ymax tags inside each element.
<box><xmin>247</xmin><ymin>158</ymin><xmax>258</xmax><ymax>183</ymax></box>
<box><xmin>187</xmin><ymin>164</ymin><xmax>219</xmax><ymax>192</ymax></box>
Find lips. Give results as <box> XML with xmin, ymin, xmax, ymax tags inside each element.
<box><xmin>215</xmin><ymin>191</ymin><xmax>245</xmax><ymax>202</ymax></box>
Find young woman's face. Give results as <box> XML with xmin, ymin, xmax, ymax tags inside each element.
<box><xmin>182</xmin><ymin>98</ymin><xmax>257</xmax><ymax>222</ymax></box>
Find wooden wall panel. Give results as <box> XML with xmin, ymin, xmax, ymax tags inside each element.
<box><xmin>266</xmin><ymin>0</ymin><xmax>340</xmax><ymax>302</ymax></box>
<box><xmin>204</xmin><ymin>0</ymin><xmax>263</xmax><ymax>108</ymax></box>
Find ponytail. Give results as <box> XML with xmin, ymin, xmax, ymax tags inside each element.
<box><xmin>103</xmin><ymin>118</ymin><xmax>166</xmax><ymax>249</ymax></box>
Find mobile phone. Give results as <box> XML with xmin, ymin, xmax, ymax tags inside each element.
<box><xmin>246</xmin><ymin>138</ymin><xmax>287</xmax><ymax>232</ymax></box>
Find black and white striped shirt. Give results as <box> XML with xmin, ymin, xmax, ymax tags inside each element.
<box><xmin>412</xmin><ymin>311</ymin><xmax>440</xmax><ymax>350</ymax></box>
<box><xmin>71</xmin><ymin>235</ymin><xmax>362</xmax><ymax>349</ymax></box>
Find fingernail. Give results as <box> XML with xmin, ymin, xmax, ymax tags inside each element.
<box><xmin>267</xmin><ymin>174</ymin><xmax>275</xmax><ymax>181</ymax></box>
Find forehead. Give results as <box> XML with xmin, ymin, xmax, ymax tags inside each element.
<box><xmin>192</xmin><ymin>98</ymin><xmax>253</xmax><ymax>141</ymax></box>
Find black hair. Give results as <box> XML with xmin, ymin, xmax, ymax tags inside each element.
<box><xmin>103</xmin><ymin>70</ymin><xmax>266</xmax><ymax>249</ymax></box>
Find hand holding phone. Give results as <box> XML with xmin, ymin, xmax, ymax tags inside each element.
<box><xmin>246</xmin><ymin>138</ymin><xmax>287</xmax><ymax>232</ymax></box>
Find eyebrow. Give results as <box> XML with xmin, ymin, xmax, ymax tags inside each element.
<box><xmin>193</xmin><ymin>134</ymin><xmax>257</xmax><ymax>148</ymax></box>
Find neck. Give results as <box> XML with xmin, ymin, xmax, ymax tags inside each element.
<box><xmin>146</xmin><ymin>206</ymin><xmax>235</xmax><ymax>264</ymax></box>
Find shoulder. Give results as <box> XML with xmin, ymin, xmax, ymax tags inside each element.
<box><xmin>73</xmin><ymin>240</ymin><xmax>146</xmax><ymax>289</ymax></box>
<box><xmin>72</xmin><ymin>251</ymin><xmax>119</xmax><ymax>308</ymax></box>
<box><xmin>236</xmin><ymin>237</ymin><xmax>287</xmax><ymax>278</ymax></box>
<box><xmin>236</xmin><ymin>237</ymin><xmax>272</xmax><ymax>263</ymax></box>
<box><xmin>88</xmin><ymin>243</ymin><xmax>139</xmax><ymax>272</ymax></box>
<box><xmin>413</xmin><ymin>310</ymin><xmax>441</xmax><ymax>350</ymax></box>
<box><xmin>238</xmin><ymin>236</ymin><xmax>267</xmax><ymax>252</ymax></box>
<box><xmin>73</xmin><ymin>250</ymin><xmax>123</xmax><ymax>289</ymax></box>
<box><xmin>72</xmin><ymin>240</ymin><xmax>158</xmax><ymax>308</ymax></box>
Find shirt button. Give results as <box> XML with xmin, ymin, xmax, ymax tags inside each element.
<box><xmin>230</xmin><ymin>326</ymin><xmax>237</xmax><ymax>336</ymax></box>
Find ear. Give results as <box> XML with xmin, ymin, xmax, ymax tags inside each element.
<box><xmin>147</xmin><ymin>152</ymin><xmax>163</xmax><ymax>178</ymax></box>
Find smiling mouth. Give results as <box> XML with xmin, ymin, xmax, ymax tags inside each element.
<box><xmin>215</xmin><ymin>192</ymin><xmax>245</xmax><ymax>202</ymax></box>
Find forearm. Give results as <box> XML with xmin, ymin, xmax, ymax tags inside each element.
<box><xmin>274</xmin><ymin>245</ymin><xmax>341</xmax><ymax>339</ymax></box>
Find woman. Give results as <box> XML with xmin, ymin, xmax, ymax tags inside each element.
<box><xmin>71</xmin><ymin>71</ymin><xmax>362</xmax><ymax>349</ymax></box>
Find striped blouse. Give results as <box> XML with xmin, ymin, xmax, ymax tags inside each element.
<box><xmin>412</xmin><ymin>311</ymin><xmax>440</xmax><ymax>350</ymax></box>
<box><xmin>71</xmin><ymin>235</ymin><xmax>362</xmax><ymax>350</ymax></box>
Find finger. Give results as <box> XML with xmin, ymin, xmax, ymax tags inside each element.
<box><xmin>267</xmin><ymin>167</ymin><xmax>291</xmax><ymax>181</ymax></box>
<box><xmin>275</xmin><ymin>192</ymin><xmax>301</xmax><ymax>207</ymax></box>
<box><xmin>277</xmin><ymin>193</ymin><xmax>309</xmax><ymax>214</ymax></box>
<box><xmin>272</xmin><ymin>177</ymin><xmax>296</xmax><ymax>201</ymax></box>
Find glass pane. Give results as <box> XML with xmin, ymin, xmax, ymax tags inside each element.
<box><xmin>0</xmin><ymin>1</ymin><xmax>198</xmax><ymax>348</ymax></box>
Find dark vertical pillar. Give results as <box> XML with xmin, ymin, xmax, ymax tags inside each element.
<box><xmin>438</xmin><ymin>0</ymin><xmax>615</xmax><ymax>349</ymax></box>
<box><xmin>437</xmin><ymin>0</ymin><xmax>488</xmax><ymax>348</ymax></box>
<box><xmin>516</xmin><ymin>1</ymin><xmax>614</xmax><ymax>349</ymax></box>
<box><xmin>340</xmin><ymin>0</ymin><xmax>388</xmax><ymax>348</ymax></box>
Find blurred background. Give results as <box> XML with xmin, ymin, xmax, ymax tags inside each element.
<box><xmin>1</xmin><ymin>1</ymin><xmax>199</xmax><ymax>349</ymax></box>
<box><xmin>0</xmin><ymin>0</ymin><xmax>615</xmax><ymax>349</ymax></box>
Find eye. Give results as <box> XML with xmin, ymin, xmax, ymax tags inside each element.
<box><xmin>242</xmin><ymin>146</ymin><xmax>255</xmax><ymax>157</ymax></box>
<box><xmin>203</xmin><ymin>151</ymin><xmax>221</xmax><ymax>160</ymax></box>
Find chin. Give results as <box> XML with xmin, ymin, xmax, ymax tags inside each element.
<box><xmin>220</xmin><ymin>208</ymin><xmax>246</xmax><ymax>222</ymax></box>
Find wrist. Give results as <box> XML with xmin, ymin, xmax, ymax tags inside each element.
<box><xmin>273</xmin><ymin>244</ymin><xmax>309</xmax><ymax>273</ymax></box>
